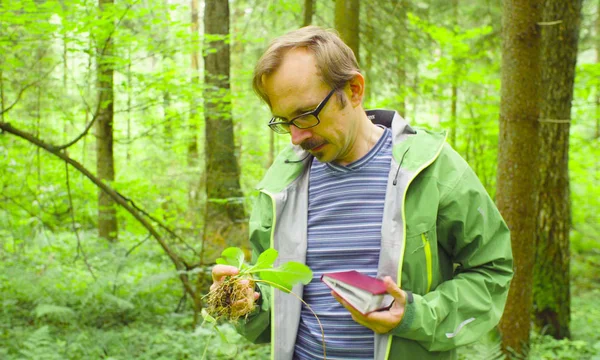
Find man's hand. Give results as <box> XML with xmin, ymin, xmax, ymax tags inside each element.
<box><xmin>211</xmin><ymin>265</ymin><xmax>260</xmax><ymax>312</ymax></box>
<box><xmin>332</xmin><ymin>276</ymin><xmax>407</xmax><ymax>334</ymax></box>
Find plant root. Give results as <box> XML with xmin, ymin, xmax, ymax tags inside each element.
<box><xmin>206</xmin><ymin>277</ymin><xmax>255</xmax><ymax>321</ymax></box>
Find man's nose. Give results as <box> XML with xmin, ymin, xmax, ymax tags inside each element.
<box><xmin>289</xmin><ymin>125</ymin><xmax>312</xmax><ymax>146</ymax></box>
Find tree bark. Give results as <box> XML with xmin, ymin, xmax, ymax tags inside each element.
<box><xmin>596</xmin><ymin>0</ymin><xmax>600</xmax><ymax>139</ymax></box>
<box><xmin>96</xmin><ymin>0</ymin><xmax>118</xmax><ymax>241</ymax></box>
<box><xmin>189</xmin><ymin>0</ymin><xmax>200</xmax><ymax>169</ymax></box>
<box><xmin>303</xmin><ymin>0</ymin><xmax>314</xmax><ymax>27</ymax></box>
<box><xmin>496</xmin><ymin>0</ymin><xmax>543</xmax><ymax>356</ymax></box>
<box><xmin>202</xmin><ymin>0</ymin><xmax>246</xmax><ymax>263</ymax></box>
<box><xmin>450</xmin><ymin>0</ymin><xmax>458</xmax><ymax>148</ymax></box>
<box><xmin>187</xmin><ymin>0</ymin><xmax>201</xmax><ymax>219</ymax></box>
<box><xmin>533</xmin><ymin>0</ymin><xmax>582</xmax><ymax>340</ymax></box>
<box><xmin>127</xmin><ymin>44</ymin><xmax>132</xmax><ymax>162</ymax></box>
<box><xmin>397</xmin><ymin>0</ymin><xmax>407</xmax><ymax>117</ymax></box>
<box><xmin>335</xmin><ymin>0</ymin><xmax>360</xmax><ymax>62</ymax></box>
<box><xmin>0</xmin><ymin>68</ymin><xmax>4</xmax><ymax>122</ymax></box>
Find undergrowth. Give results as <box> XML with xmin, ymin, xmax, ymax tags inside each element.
<box><xmin>1</xmin><ymin>230</ymin><xmax>598</xmax><ymax>359</ymax></box>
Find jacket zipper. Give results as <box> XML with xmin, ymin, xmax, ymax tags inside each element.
<box><xmin>387</xmin><ymin>133</ymin><xmax>447</xmax><ymax>360</ymax></box>
<box><xmin>421</xmin><ymin>233</ymin><xmax>433</xmax><ymax>293</ymax></box>
<box><xmin>259</xmin><ymin>189</ymin><xmax>277</xmax><ymax>360</ymax></box>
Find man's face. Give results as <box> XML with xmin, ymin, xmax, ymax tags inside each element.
<box><xmin>263</xmin><ymin>48</ymin><xmax>360</xmax><ymax>164</ymax></box>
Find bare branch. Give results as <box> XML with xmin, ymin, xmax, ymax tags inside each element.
<box><xmin>0</xmin><ymin>120</ymin><xmax>200</xmax><ymax>308</ymax></box>
<box><xmin>0</xmin><ymin>63</ymin><xmax>60</xmax><ymax>116</ymax></box>
<box><xmin>55</xmin><ymin>1</ymin><xmax>139</xmax><ymax>151</ymax></box>
<box><xmin>117</xmin><ymin>191</ymin><xmax>198</xmax><ymax>258</ymax></box>
<box><xmin>65</xmin><ymin>161</ymin><xmax>97</xmax><ymax>281</ymax></box>
<box><xmin>55</xmin><ymin>104</ymin><xmax>101</xmax><ymax>150</ymax></box>
<box><xmin>125</xmin><ymin>233</ymin><xmax>152</xmax><ymax>257</ymax></box>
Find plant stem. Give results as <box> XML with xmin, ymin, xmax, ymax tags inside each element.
<box><xmin>255</xmin><ymin>279</ymin><xmax>327</xmax><ymax>359</ymax></box>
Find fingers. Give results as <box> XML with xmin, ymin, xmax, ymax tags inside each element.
<box><xmin>210</xmin><ymin>265</ymin><xmax>240</xmax><ymax>292</ymax></box>
<box><xmin>332</xmin><ymin>286</ymin><xmax>403</xmax><ymax>334</ymax></box>
<box><xmin>231</xmin><ymin>280</ymin><xmax>260</xmax><ymax>312</ymax></box>
<box><xmin>331</xmin><ymin>291</ymin><xmax>362</xmax><ymax>318</ymax></box>
<box><xmin>212</xmin><ymin>265</ymin><xmax>240</xmax><ymax>282</ymax></box>
<box><xmin>382</xmin><ymin>276</ymin><xmax>405</xmax><ymax>301</ymax></box>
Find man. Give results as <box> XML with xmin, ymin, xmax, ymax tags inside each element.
<box><xmin>211</xmin><ymin>26</ymin><xmax>513</xmax><ymax>360</ymax></box>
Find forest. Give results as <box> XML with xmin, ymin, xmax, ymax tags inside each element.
<box><xmin>0</xmin><ymin>0</ymin><xmax>599</xmax><ymax>359</ymax></box>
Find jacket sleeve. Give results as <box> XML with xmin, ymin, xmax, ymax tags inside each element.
<box><xmin>390</xmin><ymin>153</ymin><xmax>513</xmax><ymax>351</ymax></box>
<box><xmin>234</xmin><ymin>192</ymin><xmax>272</xmax><ymax>344</ymax></box>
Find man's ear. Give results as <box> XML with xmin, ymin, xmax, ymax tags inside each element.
<box><xmin>348</xmin><ymin>72</ymin><xmax>365</xmax><ymax>108</ymax></box>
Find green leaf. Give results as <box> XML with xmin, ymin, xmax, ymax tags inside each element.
<box><xmin>33</xmin><ymin>304</ymin><xmax>75</xmax><ymax>321</ymax></box>
<box><xmin>254</xmin><ymin>248</ymin><xmax>277</xmax><ymax>270</ymax></box>
<box><xmin>259</xmin><ymin>261</ymin><xmax>312</xmax><ymax>293</ymax></box>
<box><xmin>200</xmin><ymin>308</ymin><xmax>216</xmax><ymax>324</ymax></box>
<box><xmin>216</xmin><ymin>247</ymin><xmax>245</xmax><ymax>268</ymax></box>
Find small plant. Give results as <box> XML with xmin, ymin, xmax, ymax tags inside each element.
<box><xmin>201</xmin><ymin>247</ymin><xmax>327</xmax><ymax>359</ymax></box>
<box><xmin>205</xmin><ymin>246</ymin><xmax>313</xmax><ymax>321</ymax></box>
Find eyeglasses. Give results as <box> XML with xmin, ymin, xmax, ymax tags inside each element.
<box><xmin>268</xmin><ymin>88</ymin><xmax>337</xmax><ymax>134</ymax></box>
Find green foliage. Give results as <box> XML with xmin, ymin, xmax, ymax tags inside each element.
<box><xmin>0</xmin><ymin>0</ymin><xmax>599</xmax><ymax>358</ymax></box>
<box><xmin>34</xmin><ymin>305</ymin><xmax>76</xmax><ymax>324</ymax></box>
<box><xmin>216</xmin><ymin>246</ymin><xmax>246</xmax><ymax>269</ymax></box>
<box><xmin>216</xmin><ymin>247</ymin><xmax>313</xmax><ymax>293</ymax></box>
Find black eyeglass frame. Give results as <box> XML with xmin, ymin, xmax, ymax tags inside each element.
<box><xmin>268</xmin><ymin>88</ymin><xmax>337</xmax><ymax>134</ymax></box>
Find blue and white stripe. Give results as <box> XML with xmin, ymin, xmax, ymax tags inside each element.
<box><xmin>293</xmin><ymin>127</ymin><xmax>393</xmax><ymax>360</ymax></box>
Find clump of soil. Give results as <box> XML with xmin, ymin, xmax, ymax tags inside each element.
<box><xmin>206</xmin><ymin>276</ymin><xmax>256</xmax><ymax>321</ymax></box>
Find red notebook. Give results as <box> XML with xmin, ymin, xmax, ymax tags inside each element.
<box><xmin>321</xmin><ymin>270</ymin><xmax>394</xmax><ymax>315</ymax></box>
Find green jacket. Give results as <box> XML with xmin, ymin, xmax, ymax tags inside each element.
<box><xmin>236</xmin><ymin>110</ymin><xmax>513</xmax><ymax>360</ymax></box>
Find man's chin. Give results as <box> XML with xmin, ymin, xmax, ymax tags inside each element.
<box><xmin>312</xmin><ymin>150</ymin><xmax>333</xmax><ymax>163</ymax></box>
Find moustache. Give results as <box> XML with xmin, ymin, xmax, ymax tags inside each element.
<box><xmin>300</xmin><ymin>139</ymin><xmax>325</xmax><ymax>151</ymax></box>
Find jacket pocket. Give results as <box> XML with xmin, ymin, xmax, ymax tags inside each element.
<box><xmin>402</xmin><ymin>226</ymin><xmax>438</xmax><ymax>295</ymax></box>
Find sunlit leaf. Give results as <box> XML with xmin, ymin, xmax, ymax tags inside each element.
<box><xmin>254</xmin><ymin>248</ymin><xmax>277</xmax><ymax>270</ymax></box>
<box><xmin>259</xmin><ymin>261</ymin><xmax>312</xmax><ymax>293</ymax></box>
<box><xmin>216</xmin><ymin>247</ymin><xmax>245</xmax><ymax>268</ymax></box>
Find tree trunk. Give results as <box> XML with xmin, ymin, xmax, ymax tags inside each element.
<box><xmin>188</xmin><ymin>0</ymin><xmax>201</xmax><ymax>215</ymax></box>
<box><xmin>596</xmin><ymin>0</ymin><xmax>600</xmax><ymax>139</ymax></box>
<box><xmin>96</xmin><ymin>0</ymin><xmax>118</xmax><ymax>242</ymax></box>
<box><xmin>0</xmin><ymin>68</ymin><xmax>4</xmax><ymax>122</ymax></box>
<box><xmin>162</xmin><ymin>0</ymin><xmax>173</xmax><ymax>144</ymax></box>
<box><xmin>397</xmin><ymin>0</ymin><xmax>407</xmax><ymax>117</ymax></box>
<box><xmin>63</xmin><ymin>31</ymin><xmax>69</xmax><ymax>144</ymax></box>
<box><xmin>335</xmin><ymin>0</ymin><xmax>360</xmax><ymax>62</ymax></box>
<box><xmin>496</xmin><ymin>0</ymin><xmax>543</xmax><ymax>356</ymax></box>
<box><xmin>202</xmin><ymin>0</ymin><xmax>246</xmax><ymax>262</ymax></box>
<box><xmin>189</xmin><ymin>1</ymin><xmax>200</xmax><ymax>166</ymax></box>
<box><xmin>303</xmin><ymin>0</ymin><xmax>314</xmax><ymax>27</ymax></box>
<box><xmin>127</xmin><ymin>44</ymin><xmax>132</xmax><ymax>162</ymax></box>
<box><xmin>533</xmin><ymin>0</ymin><xmax>582</xmax><ymax>340</ymax></box>
<box><xmin>450</xmin><ymin>0</ymin><xmax>458</xmax><ymax>148</ymax></box>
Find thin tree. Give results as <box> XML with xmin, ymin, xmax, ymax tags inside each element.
<box><xmin>396</xmin><ymin>0</ymin><xmax>408</xmax><ymax>117</ymax></box>
<box><xmin>496</xmin><ymin>0</ymin><xmax>543</xmax><ymax>356</ymax></box>
<box><xmin>96</xmin><ymin>0</ymin><xmax>118</xmax><ymax>241</ymax></box>
<box><xmin>202</xmin><ymin>0</ymin><xmax>246</xmax><ymax>262</ymax></box>
<box><xmin>303</xmin><ymin>0</ymin><xmax>314</xmax><ymax>27</ymax></box>
<box><xmin>334</xmin><ymin>0</ymin><xmax>359</xmax><ymax>62</ymax></box>
<box><xmin>533</xmin><ymin>0</ymin><xmax>582</xmax><ymax>340</ymax></box>
<box><xmin>188</xmin><ymin>0</ymin><xmax>201</xmax><ymax>216</ymax></box>
<box><xmin>450</xmin><ymin>0</ymin><xmax>459</xmax><ymax>148</ymax></box>
<box><xmin>596</xmin><ymin>0</ymin><xmax>600</xmax><ymax>139</ymax></box>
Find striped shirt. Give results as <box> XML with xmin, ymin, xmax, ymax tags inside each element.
<box><xmin>293</xmin><ymin>127</ymin><xmax>393</xmax><ymax>360</ymax></box>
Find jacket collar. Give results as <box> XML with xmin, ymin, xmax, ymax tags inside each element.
<box><xmin>257</xmin><ymin>110</ymin><xmax>445</xmax><ymax>194</ymax></box>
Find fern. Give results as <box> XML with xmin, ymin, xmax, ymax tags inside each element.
<box><xmin>102</xmin><ymin>293</ymin><xmax>135</xmax><ymax>311</ymax></box>
<box><xmin>33</xmin><ymin>304</ymin><xmax>75</xmax><ymax>324</ymax></box>
<box><xmin>18</xmin><ymin>326</ymin><xmax>62</xmax><ymax>360</ymax></box>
